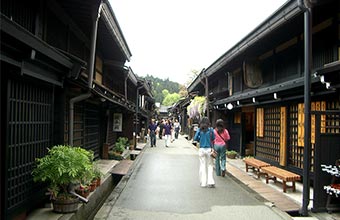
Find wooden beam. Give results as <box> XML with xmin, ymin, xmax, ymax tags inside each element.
<box><xmin>1</xmin><ymin>15</ymin><xmax>73</xmax><ymax>69</ymax></box>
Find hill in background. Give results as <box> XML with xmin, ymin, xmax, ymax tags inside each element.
<box><xmin>142</xmin><ymin>75</ymin><xmax>181</xmax><ymax>103</ymax></box>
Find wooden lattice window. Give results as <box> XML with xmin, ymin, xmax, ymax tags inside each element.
<box><xmin>289</xmin><ymin>104</ymin><xmax>304</xmax><ymax>169</ymax></box>
<box><xmin>256</xmin><ymin>108</ymin><xmax>264</xmax><ymax>137</ymax></box>
<box><xmin>325</xmin><ymin>101</ymin><xmax>340</xmax><ymax>134</ymax></box>
<box><xmin>7</xmin><ymin>79</ymin><xmax>53</xmax><ymax>211</ymax></box>
<box><xmin>256</xmin><ymin>107</ymin><xmax>280</xmax><ymax>163</ymax></box>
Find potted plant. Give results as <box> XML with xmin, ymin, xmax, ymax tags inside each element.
<box><xmin>93</xmin><ymin>164</ymin><xmax>103</xmax><ymax>187</ymax></box>
<box><xmin>109</xmin><ymin>137</ymin><xmax>129</xmax><ymax>160</ymax></box>
<box><xmin>75</xmin><ymin>184</ymin><xmax>90</xmax><ymax>198</ymax></box>
<box><xmin>81</xmin><ymin>165</ymin><xmax>97</xmax><ymax>192</ymax></box>
<box><xmin>226</xmin><ymin>150</ymin><xmax>237</xmax><ymax>159</ymax></box>
<box><xmin>32</xmin><ymin>145</ymin><xmax>94</xmax><ymax>213</ymax></box>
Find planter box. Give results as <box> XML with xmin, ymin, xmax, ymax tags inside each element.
<box><xmin>52</xmin><ymin>197</ymin><xmax>79</xmax><ymax>213</ymax></box>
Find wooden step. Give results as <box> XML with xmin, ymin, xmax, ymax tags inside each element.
<box><xmin>111</xmin><ymin>160</ymin><xmax>134</xmax><ymax>176</ymax></box>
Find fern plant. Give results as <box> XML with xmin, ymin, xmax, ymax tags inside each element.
<box><xmin>32</xmin><ymin>145</ymin><xmax>94</xmax><ymax>199</ymax></box>
<box><xmin>114</xmin><ymin>137</ymin><xmax>129</xmax><ymax>153</ymax></box>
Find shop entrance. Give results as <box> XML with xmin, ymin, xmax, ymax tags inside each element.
<box><xmin>242</xmin><ymin>107</ymin><xmax>255</xmax><ymax>157</ymax></box>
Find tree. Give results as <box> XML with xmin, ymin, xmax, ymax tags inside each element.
<box><xmin>185</xmin><ymin>69</ymin><xmax>201</xmax><ymax>87</ymax></box>
<box><xmin>162</xmin><ymin>92</ymin><xmax>181</xmax><ymax>106</ymax></box>
<box><xmin>179</xmin><ymin>84</ymin><xmax>188</xmax><ymax>97</ymax></box>
<box><xmin>162</xmin><ymin>89</ymin><xmax>170</xmax><ymax>98</ymax></box>
<box><xmin>142</xmin><ymin>75</ymin><xmax>180</xmax><ymax>103</ymax></box>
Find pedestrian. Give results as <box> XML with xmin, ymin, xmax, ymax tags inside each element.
<box><xmin>158</xmin><ymin>119</ymin><xmax>164</xmax><ymax>139</ymax></box>
<box><xmin>148</xmin><ymin>119</ymin><xmax>158</xmax><ymax>147</ymax></box>
<box><xmin>174</xmin><ymin>119</ymin><xmax>181</xmax><ymax>139</ymax></box>
<box><xmin>162</xmin><ymin>119</ymin><xmax>172</xmax><ymax>147</ymax></box>
<box><xmin>194</xmin><ymin>116</ymin><xmax>215</xmax><ymax>188</ymax></box>
<box><xmin>213</xmin><ymin>119</ymin><xmax>230</xmax><ymax>177</ymax></box>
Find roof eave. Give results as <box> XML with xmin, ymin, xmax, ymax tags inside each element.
<box><xmin>102</xmin><ymin>1</ymin><xmax>132</xmax><ymax>61</ymax></box>
<box><xmin>207</xmin><ymin>0</ymin><xmax>301</xmax><ymax>77</ymax></box>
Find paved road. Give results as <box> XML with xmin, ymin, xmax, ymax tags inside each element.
<box><xmin>95</xmin><ymin>135</ymin><xmax>292</xmax><ymax>220</ymax></box>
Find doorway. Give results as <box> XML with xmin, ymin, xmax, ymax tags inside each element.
<box><xmin>242</xmin><ymin>107</ymin><xmax>255</xmax><ymax>157</ymax></box>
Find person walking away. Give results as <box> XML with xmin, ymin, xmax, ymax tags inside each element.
<box><xmin>148</xmin><ymin>119</ymin><xmax>158</xmax><ymax>147</ymax></box>
<box><xmin>158</xmin><ymin>119</ymin><xmax>164</xmax><ymax>139</ymax></box>
<box><xmin>163</xmin><ymin>119</ymin><xmax>172</xmax><ymax>147</ymax></box>
<box><xmin>213</xmin><ymin>119</ymin><xmax>230</xmax><ymax>177</ymax></box>
<box><xmin>174</xmin><ymin>119</ymin><xmax>181</xmax><ymax>139</ymax></box>
<box><xmin>194</xmin><ymin>117</ymin><xmax>215</xmax><ymax>188</ymax></box>
<box><xmin>169</xmin><ymin>119</ymin><xmax>175</xmax><ymax>142</ymax></box>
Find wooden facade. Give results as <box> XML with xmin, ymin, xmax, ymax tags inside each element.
<box><xmin>187</xmin><ymin>0</ymin><xmax>340</xmax><ymax>212</ymax></box>
<box><xmin>0</xmin><ymin>0</ymin><xmax>154</xmax><ymax>219</ymax></box>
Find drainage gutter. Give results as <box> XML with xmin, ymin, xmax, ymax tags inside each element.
<box><xmin>298</xmin><ymin>0</ymin><xmax>312</xmax><ymax>216</ymax></box>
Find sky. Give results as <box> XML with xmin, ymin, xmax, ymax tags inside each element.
<box><xmin>110</xmin><ymin>0</ymin><xmax>288</xmax><ymax>85</ymax></box>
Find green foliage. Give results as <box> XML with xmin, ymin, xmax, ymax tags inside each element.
<box><xmin>93</xmin><ymin>165</ymin><xmax>103</xmax><ymax>179</ymax></box>
<box><xmin>108</xmin><ymin>151</ymin><xmax>124</xmax><ymax>160</ymax></box>
<box><xmin>187</xmin><ymin>96</ymin><xmax>206</xmax><ymax>121</ymax></box>
<box><xmin>32</xmin><ymin>145</ymin><xmax>94</xmax><ymax>198</ymax></box>
<box><xmin>162</xmin><ymin>92</ymin><xmax>181</xmax><ymax>106</ymax></box>
<box><xmin>142</xmin><ymin>75</ymin><xmax>181</xmax><ymax>103</ymax></box>
<box><xmin>162</xmin><ymin>89</ymin><xmax>170</xmax><ymax>97</ymax></box>
<box><xmin>226</xmin><ymin>150</ymin><xmax>237</xmax><ymax>155</ymax></box>
<box><xmin>114</xmin><ymin>137</ymin><xmax>129</xmax><ymax>153</ymax></box>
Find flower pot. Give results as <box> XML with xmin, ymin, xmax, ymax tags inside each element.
<box><xmin>96</xmin><ymin>178</ymin><xmax>101</xmax><ymax>187</ymax></box>
<box><xmin>108</xmin><ymin>151</ymin><xmax>123</xmax><ymax>160</ymax></box>
<box><xmin>75</xmin><ymin>188</ymin><xmax>90</xmax><ymax>198</ymax></box>
<box><xmin>89</xmin><ymin>182</ymin><xmax>96</xmax><ymax>192</ymax></box>
<box><xmin>227</xmin><ymin>154</ymin><xmax>236</xmax><ymax>159</ymax></box>
<box><xmin>52</xmin><ymin>197</ymin><xmax>79</xmax><ymax>213</ymax></box>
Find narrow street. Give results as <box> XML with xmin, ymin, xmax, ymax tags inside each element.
<box><xmin>95</xmin><ymin>135</ymin><xmax>292</xmax><ymax>220</ymax></box>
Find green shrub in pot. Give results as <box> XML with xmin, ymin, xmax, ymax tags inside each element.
<box><xmin>32</xmin><ymin>145</ymin><xmax>94</xmax><ymax>209</ymax></box>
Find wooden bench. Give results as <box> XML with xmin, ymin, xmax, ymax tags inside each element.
<box><xmin>261</xmin><ymin>166</ymin><xmax>301</xmax><ymax>193</ymax></box>
<box><xmin>244</xmin><ymin>158</ymin><xmax>271</xmax><ymax>178</ymax></box>
<box><xmin>130</xmin><ymin>150</ymin><xmax>140</xmax><ymax>160</ymax></box>
<box><xmin>111</xmin><ymin>160</ymin><xmax>134</xmax><ymax>176</ymax></box>
<box><xmin>136</xmin><ymin>143</ymin><xmax>146</xmax><ymax>151</ymax></box>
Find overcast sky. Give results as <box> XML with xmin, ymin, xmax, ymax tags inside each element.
<box><xmin>110</xmin><ymin>0</ymin><xmax>288</xmax><ymax>85</ymax></box>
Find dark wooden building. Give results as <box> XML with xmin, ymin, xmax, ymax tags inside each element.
<box><xmin>187</xmin><ymin>0</ymin><xmax>340</xmax><ymax>212</ymax></box>
<box><xmin>0</xmin><ymin>0</ymin><xmax>154</xmax><ymax>219</ymax></box>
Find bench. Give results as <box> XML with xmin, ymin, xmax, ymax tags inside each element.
<box><xmin>261</xmin><ymin>166</ymin><xmax>301</xmax><ymax>193</ymax></box>
<box><xmin>244</xmin><ymin>158</ymin><xmax>271</xmax><ymax>178</ymax></box>
<box><xmin>111</xmin><ymin>160</ymin><xmax>134</xmax><ymax>176</ymax></box>
<box><xmin>130</xmin><ymin>150</ymin><xmax>140</xmax><ymax>160</ymax></box>
<box><xmin>136</xmin><ymin>143</ymin><xmax>146</xmax><ymax>151</ymax></box>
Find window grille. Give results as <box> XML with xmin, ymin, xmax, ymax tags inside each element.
<box><xmin>256</xmin><ymin>107</ymin><xmax>280</xmax><ymax>163</ymax></box>
<box><xmin>7</xmin><ymin>79</ymin><xmax>53</xmax><ymax>211</ymax></box>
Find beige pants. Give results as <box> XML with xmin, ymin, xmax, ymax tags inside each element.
<box><xmin>198</xmin><ymin>148</ymin><xmax>215</xmax><ymax>187</ymax></box>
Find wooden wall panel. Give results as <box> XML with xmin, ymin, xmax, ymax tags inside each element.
<box><xmin>256</xmin><ymin>108</ymin><xmax>264</xmax><ymax>137</ymax></box>
<box><xmin>298</xmin><ymin>103</ymin><xmax>304</xmax><ymax>147</ymax></box>
<box><xmin>321</xmin><ymin>101</ymin><xmax>326</xmax><ymax>133</ymax></box>
<box><xmin>280</xmin><ymin>107</ymin><xmax>287</xmax><ymax>166</ymax></box>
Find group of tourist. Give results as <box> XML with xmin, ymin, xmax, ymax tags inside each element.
<box><xmin>148</xmin><ymin>116</ymin><xmax>231</xmax><ymax>189</ymax></box>
<box><xmin>147</xmin><ymin>118</ymin><xmax>181</xmax><ymax>148</ymax></box>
